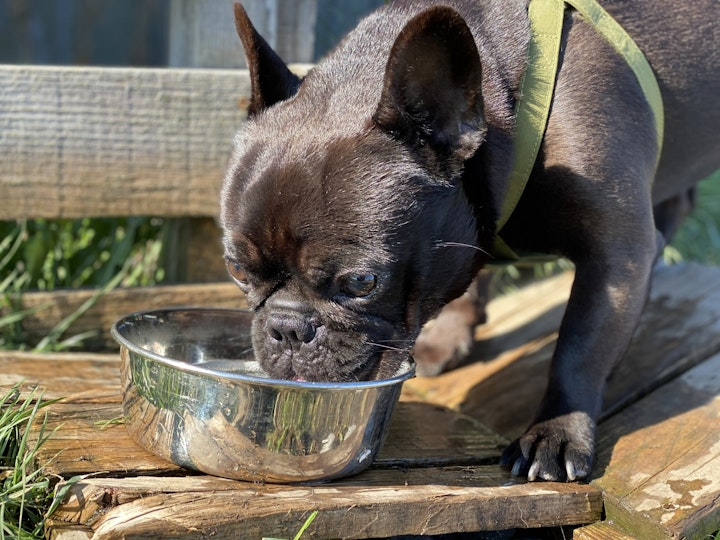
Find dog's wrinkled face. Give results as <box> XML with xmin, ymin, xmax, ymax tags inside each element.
<box><xmin>222</xmin><ymin>123</ymin><xmax>481</xmax><ymax>381</ymax></box>
<box><xmin>221</xmin><ymin>5</ymin><xmax>491</xmax><ymax>382</ymax></box>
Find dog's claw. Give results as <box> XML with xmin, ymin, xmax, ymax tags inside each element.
<box><xmin>527</xmin><ymin>461</ymin><xmax>540</xmax><ymax>482</ymax></box>
<box><xmin>501</xmin><ymin>411</ymin><xmax>595</xmax><ymax>482</ymax></box>
<box><xmin>565</xmin><ymin>460</ymin><xmax>579</xmax><ymax>482</ymax></box>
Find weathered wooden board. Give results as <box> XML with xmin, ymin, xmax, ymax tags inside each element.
<box><xmin>405</xmin><ymin>263</ymin><xmax>720</xmax><ymax>440</ymax></box>
<box><xmin>573</xmin><ymin>521</ymin><xmax>638</xmax><ymax>539</ymax></box>
<box><xmin>605</xmin><ymin>263</ymin><xmax>720</xmax><ymax>413</ymax></box>
<box><xmin>591</xmin><ymin>351</ymin><xmax>720</xmax><ymax>539</ymax></box>
<box><xmin>402</xmin><ymin>271</ymin><xmax>571</xmax><ymax>412</ymax></box>
<box><xmin>168</xmin><ymin>0</ymin><xmax>318</xmax><ymax>69</ymax></box>
<box><xmin>0</xmin><ymin>64</ymin><xmax>308</xmax><ymax>221</ymax></box>
<box><xmin>13</xmin><ymin>282</ymin><xmax>245</xmax><ymax>350</ymax></box>
<box><xmin>0</xmin><ymin>351</ymin><xmax>120</xmax><ymax>400</ymax></box>
<box><xmin>0</xmin><ymin>354</ymin><xmax>602</xmax><ymax>538</ymax></box>
<box><xmin>0</xmin><ymin>352</ymin><xmax>506</xmax><ymax>475</ymax></box>
<box><xmin>50</xmin><ymin>472</ymin><xmax>601</xmax><ymax>540</ymax></box>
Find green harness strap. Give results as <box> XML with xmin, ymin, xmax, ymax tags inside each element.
<box><xmin>492</xmin><ymin>0</ymin><xmax>664</xmax><ymax>261</ymax></box>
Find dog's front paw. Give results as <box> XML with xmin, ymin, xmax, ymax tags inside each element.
<box><xmin>500</xmin><ymin>412</ymin><xmax>596</xmax><ymax>482</ymax></box>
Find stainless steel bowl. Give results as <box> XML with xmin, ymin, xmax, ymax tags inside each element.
<box><xmin>112</xmin><ymin>308</ymin><xmax>414</xmax><ymax>483</ymax></box>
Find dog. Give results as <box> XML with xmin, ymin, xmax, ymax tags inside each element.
<box><xmin>220</xmin><ymin>0</ymin><xmax>719</xmax><ymax>481</ymax></box>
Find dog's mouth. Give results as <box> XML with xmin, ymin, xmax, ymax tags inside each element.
<box><xmin>252</xmin><ymin>311</ymin><xmax>409</xmax><ymax>383</ymax></box>
<box><xmin>251</xmin><ymin>315</ymin><xmax>408</xmax><ymax>383</ymax></box>
<box><xmin>268</xmin><ymin>347</ymin><xmax>386</xmax><ymax>383</ymax></box>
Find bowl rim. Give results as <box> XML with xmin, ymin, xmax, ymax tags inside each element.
<box><xmin>112</xmin><ymin>307</ymin><xmax>416</xmax><ymax>390</ymax></box>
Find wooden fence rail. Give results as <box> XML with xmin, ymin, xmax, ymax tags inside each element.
<box><xmin>0</xmin><ymin>64</ymin><xmax>310</xmax><ymax>221</ymax></box>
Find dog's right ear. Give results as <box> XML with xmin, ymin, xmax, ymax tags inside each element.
<box><xmin>234</xmin><ymin>3</ymin><xmax>301</xmax><ymax>116</ymax></box>
<box><xmin>373</xmin><ymin>7</ymin><xmax>486</xmax><ymax>162</ymax></box>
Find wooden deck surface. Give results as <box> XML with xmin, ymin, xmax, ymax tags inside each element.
<box><xmin>3</xmin><ymin>262</ymin><xmax>720</xmax><ymax>539</ymax></box>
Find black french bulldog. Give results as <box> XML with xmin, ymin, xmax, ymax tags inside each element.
<box><xmin>220</xmin><ymin>0</ymin><xmax>719</xmax><ymax>481</ymax></box>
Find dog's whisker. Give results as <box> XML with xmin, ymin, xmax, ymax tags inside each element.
<box><xmin>365</xmin><ymin>340</ymin><xmax>412</xmax><ymax>353</ymax></box>
<box><xmin>435</xmin><ymin>241</ymin><xmax>492</xmax><ymax>258</ymax></box>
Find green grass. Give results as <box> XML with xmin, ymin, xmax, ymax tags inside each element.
<box><xmin>0</xmin><ymin>217</ymin><xmax>168</xmax><ymax>351</ymax></box>
<box><xmin>665</xmin><ymin>170</ymin><xmax>720</xmax><ymax>265</ymax></box>
<box><xmin>0</xmin><ymin>383</ymin><xmax>81</xmax><ymax>539</ymax></box>
<box><xmin>0</xmin><ymin>217</ymin><xmax>165</xmax><ymax>293</ymax></box>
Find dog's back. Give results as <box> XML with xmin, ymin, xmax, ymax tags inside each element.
<box><xmin>603</xmin><ymin>0</ymin><xmax>720</xmax><ymax>199</ymax></box>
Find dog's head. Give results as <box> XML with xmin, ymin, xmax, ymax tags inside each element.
<box><xmin>220</xmin><ymin>4</ymin><xmax>496</xmax><ymax>382</ymax></box>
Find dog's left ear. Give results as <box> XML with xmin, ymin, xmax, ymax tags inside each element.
<box><xmin>373</xmin><ymin>7</ymin><xmax>486</xmax><ymax>162</ymax></box>
<box><xmin>234</xmin><ymin>3</ymin><xmax>302</xmax><ymax>116</ymax></box>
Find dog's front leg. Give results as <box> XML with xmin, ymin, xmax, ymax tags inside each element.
<box><xmin>501</xmin><ymin>224</ymin><xmax>662</xmax><ymax>481</ymax></box>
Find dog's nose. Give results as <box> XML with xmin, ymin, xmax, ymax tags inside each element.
<box><xmin>266</xmin><ymin>313</ymin><xmax>316</xmax><ymax>344</ymax></box>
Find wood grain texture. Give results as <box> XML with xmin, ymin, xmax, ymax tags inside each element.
<box><xmin>14</xmin><ymin>282</ymin><xmax>246</xmax><ymax>350</ymax></box>
<box><xmin>0</xmin><ymin>64</ymin><xmax>309</xmax><ymax>220</ymax></box>
<box><xmin>46</xmin><ymin>522</ymin><xmax>93</xmax><ymax>540</ymax></box>
<box><xmin>61</xmin><ymin>474</ymin><xmax>601</xmax><ymax>539</ymax></box>
<box><xmin>573</xmin><ymin>521</ymin><xmax>638</xmax><ymax>539</ymax></box>
<box><xmin>0</xmin><ymin>351</ymin><xmax>120</xmax><ymax>400</ymax></box>
<box><xmin>0</xmin><ymin>351</ymin><xmax>602</xmax><ymax>537</ymax></box>
<box><xmin>592</xmin><ymin>351</ymin><xmax>720</xmax><ymax>539</ymax></box>
<box><xmin>406</xmin><ymin>263</ymin><xmax>720</xmax><ymax>440</ymax></box>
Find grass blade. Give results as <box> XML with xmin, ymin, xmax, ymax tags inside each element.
<box><xmin>33</xmin><ymin>263</ymin><xmax>127</xmax><ymax>352</ymax></box>
<box><xmin>0</xmin><ymin>383</ymin><xmax>66</xmax><ymax>540</ymax></box>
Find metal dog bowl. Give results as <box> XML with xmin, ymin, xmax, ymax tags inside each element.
<box><xmin>111</xmin><ymin>308</ymin><xmax>414</xmax><ymax>483</ymax></box>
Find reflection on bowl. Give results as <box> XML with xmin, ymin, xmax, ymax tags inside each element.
<box><xmin>112</xmin><ymin>308</ymin><xmax>414</xmax><ymax>483</ymax></box>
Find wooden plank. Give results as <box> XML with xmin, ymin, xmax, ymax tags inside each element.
<box><xmin>30</xmin><ymin>402</ymin><xmax>180</xmax><ymax>478</ymax></box>
<box><xmin>46</xmin><ymin>522</ymin><xmax>93</xmax><ymax>540</ymax></box>
<box><xmin>0</xmin><ymin>351</ymin><xmax>120</xmax><ymax>401</ymax></box>
<box><xmin>49</xmin><ymin>472</ymin><xmax>601</xmax><ymax>539</ymax></box>
<box><xmin>382</xmin><ymin>271</ymin><xmax>573</xmax><ymax>419</ymax></box>
<box><xmin>591</xmin><ymin>351</ymin><xmax>720</xmax><ymax>540</ymax></box>
<box><xmin>11</xmin><ymin>262</ymin><xmax>720</xmax><ymax>430</ymax></box>
<box><xmin>405</xmin><ymin>263</ymin><xmax>720</xmax><ymax>440</ymax></box>
<box><xmin>2</xmin><ymin>353</ymin><xmax>601</xmax><ymax>537</ymax></box>
<box><xmin>573</xmin><ymin>521</ymin><xmax>638</xmax><ymax>540</ymax></box>
<box><xmin>13</xmin><ymin>282</ymin><xmax>245</xmax><ymax>350</ymax></box>
<box><xmin>0</xmin><ymin>64</ymin><xmax>310</xmax><ymax>221</ymax></box>
<box><xmin>603</xmin><ymin>262</ymin><xmax>720</xmax><ymax>416</ymax></box>
<box><xmin>1</xmin><ymin>354</ymin><xmax>505</xmax><ymax>474</ymax></box>
<box><xmin>168</xmin><ymin>0</ymin><xmax>318</xmax><ymax>69</ymax></box>
<box><xmin>6</xmin><ymin>264</ymin><xmax>719</xmax><ymax>536</ymax></box>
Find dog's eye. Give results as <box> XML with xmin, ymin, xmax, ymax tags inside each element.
<box><xmin>341</xmin><ymin>273</ymin><xmax>377</xmax><ymax>297</ymax></box>
<box><xmin>225</xmin><ymin>258</ymin><xmax>249</xmax><ymax>286</ymax></box>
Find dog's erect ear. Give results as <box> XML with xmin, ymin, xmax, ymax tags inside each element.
<box><xmin>234</xmin><ymin>3</ymin><xmax>301</xmax><ymax>116</ymax></box>
<box><xmin>373</xmin><ymin>7</ymin><xmax>486</xmax><ymax>161</ymax></box>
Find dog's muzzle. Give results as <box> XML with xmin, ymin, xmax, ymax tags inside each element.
<box><xmin>265</xmin><ymin>311</ymin><xmax>318</xmax><ymax>347</ymax></box>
